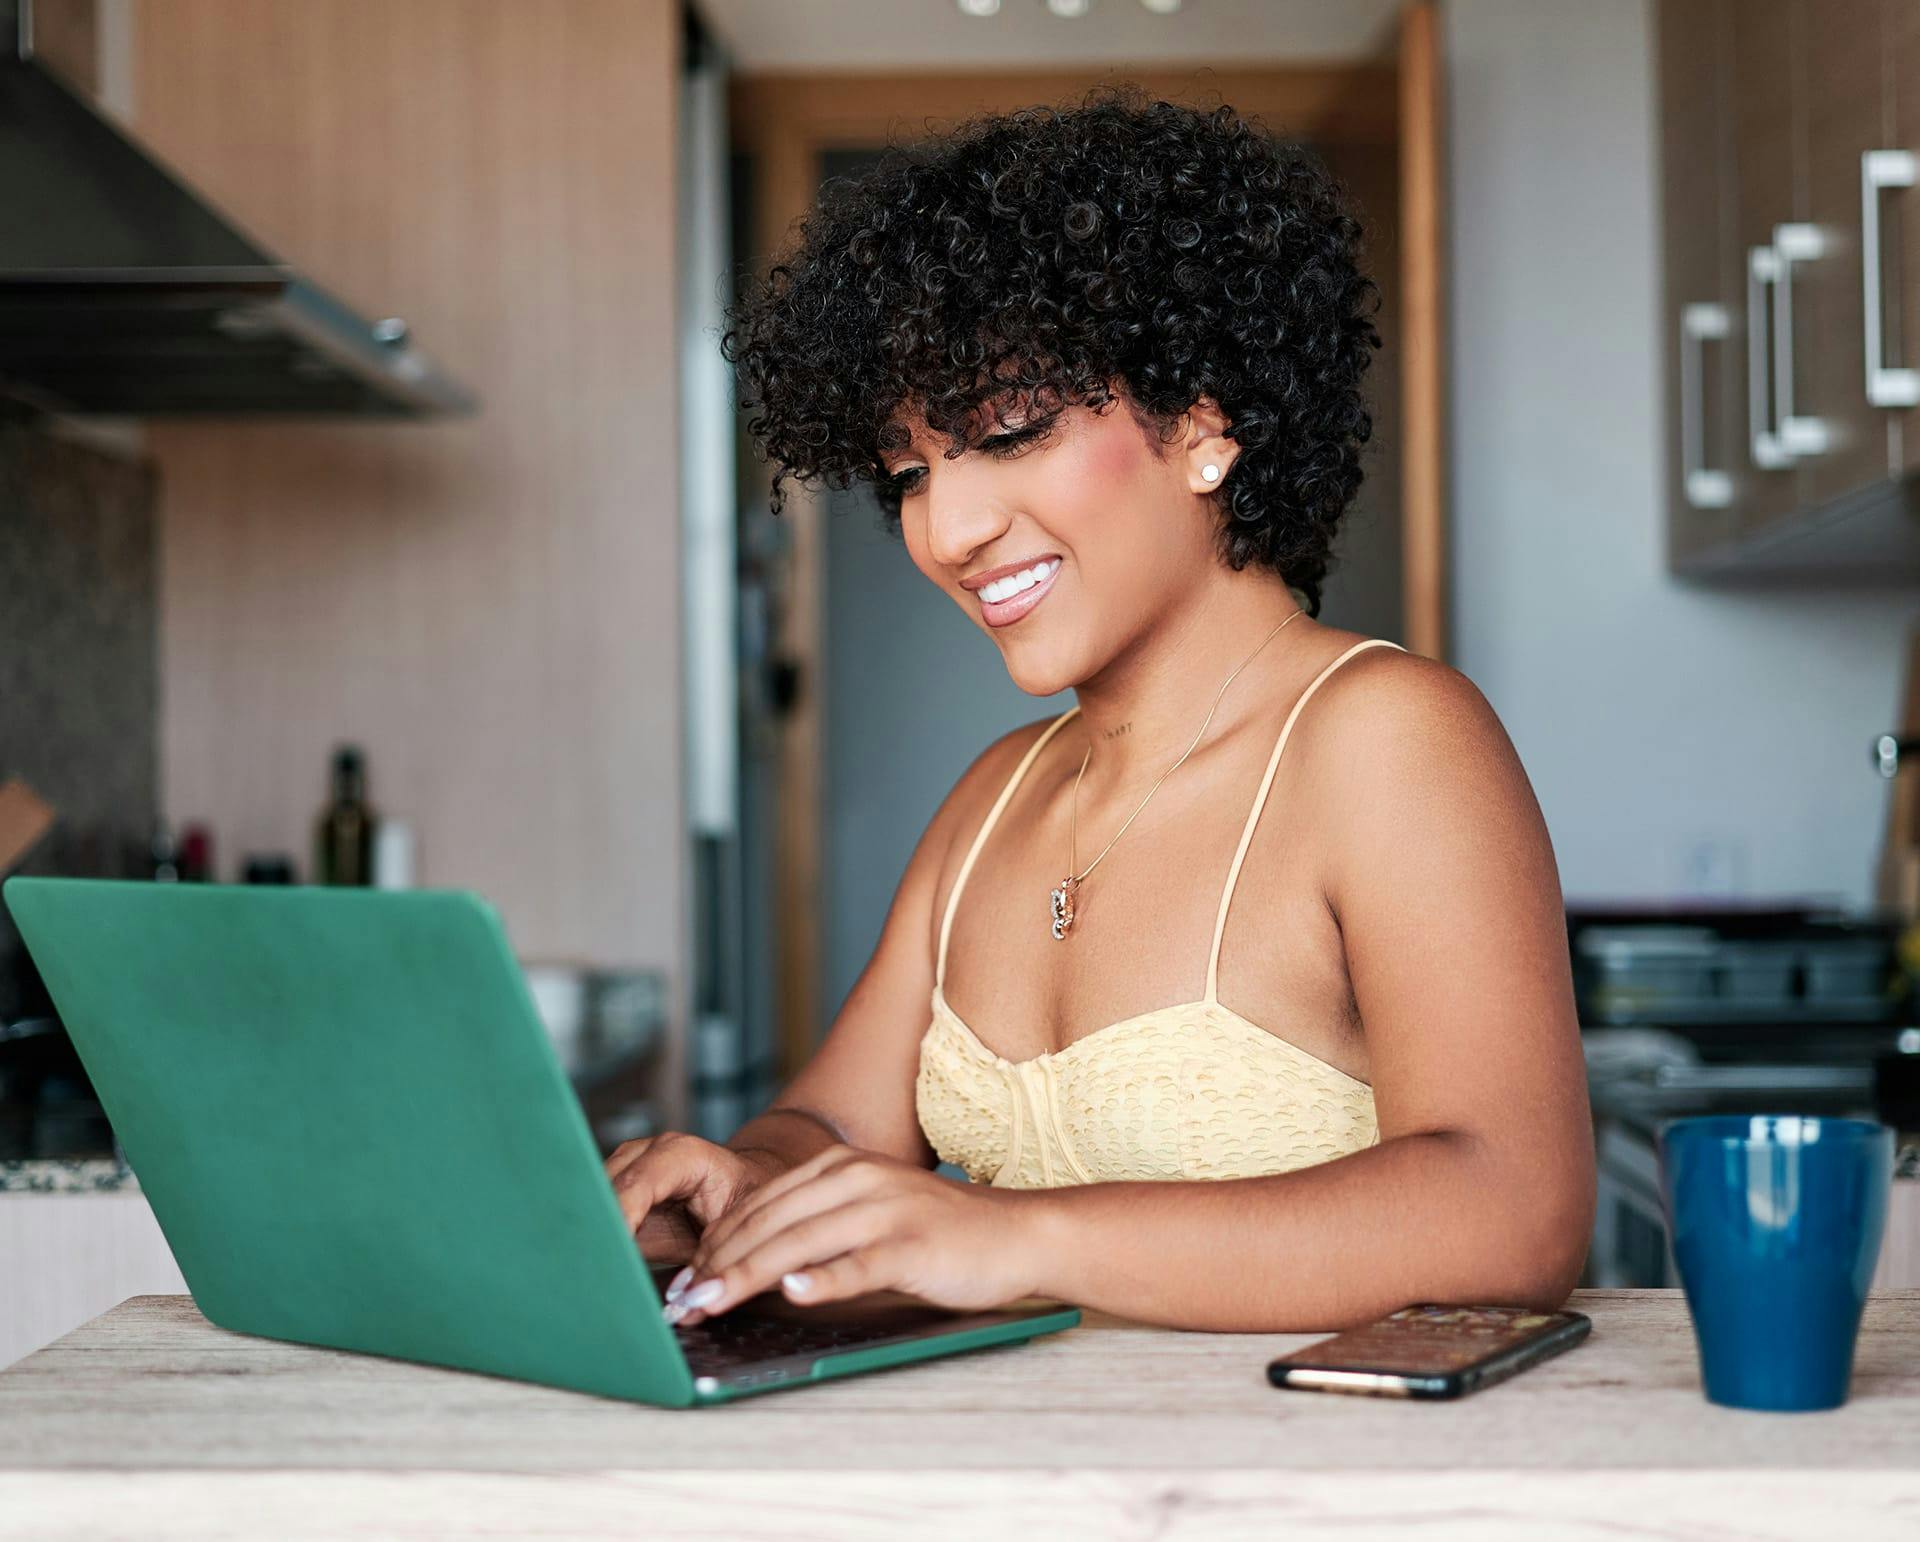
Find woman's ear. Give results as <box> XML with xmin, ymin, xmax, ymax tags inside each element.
<box><xmin>1182</xmin><ymin>396</ymin><xmax>1238</xmax><ymax>493</ymax></box>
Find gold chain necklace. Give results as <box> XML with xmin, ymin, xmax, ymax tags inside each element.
<box><xmin>1050</xmin><ymin>607</ymin><xmax>1304</xmax><ymax>940</ymax></box>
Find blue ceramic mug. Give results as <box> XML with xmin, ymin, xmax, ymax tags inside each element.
<box><xmin>1658</xmin><ymin>1114</ymin><xmax>1892</xmax><ymax>1412</ymax></box>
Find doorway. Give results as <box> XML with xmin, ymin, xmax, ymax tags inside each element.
<box><xmin>730</xmin><ymin>21</ymin><xmax>1446</xmax><ymax>1071</ymax></box>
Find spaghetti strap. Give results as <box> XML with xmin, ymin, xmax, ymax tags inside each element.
<box><xmin>936</xmin><ymin>706</ymin><xmax>1083</xmax><ymax>989</ymax></box>
<box><xmin>1204</xmin><ymin>638</ymin><xmax>1407</xmax><ymax>1002</ymax></box>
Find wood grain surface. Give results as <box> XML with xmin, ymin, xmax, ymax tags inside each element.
<box><xmin>0</xmin><ymin>1290</ymin><xmax>1915</xmax><ymax>1539</ymax></box>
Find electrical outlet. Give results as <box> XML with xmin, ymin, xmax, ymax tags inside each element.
<box><xmin>1669</xmin><ymin>835</ymin><xmax>1750</xmax><ymax>899</ymax></box>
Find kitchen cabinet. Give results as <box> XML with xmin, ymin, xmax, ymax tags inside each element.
<box><xmin>1729</xmin><ymin>0</ymin><xmax>1801</xmax><ymax>541</ymax></box>
<box><xmin>1659</xmin><ymin>0</ymin><xmax>1740</xmax><ymax>565</ymax></box>
<box><xmin>1659</xmin><ymin>0</ymin><xmax>1920</xmax><ymax>576</ymax></box>
<box><xmin>1798</xmin><ymin>0</ymin><xmax>1898</xmax><ymax>510</ymax></box>
<box><xmin>1891</xmin><ymin>0</ymin><xmax>1920</xmax><ymax>464</ymax></box>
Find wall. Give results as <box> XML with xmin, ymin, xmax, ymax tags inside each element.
<box><xmin>130</xmin><ymin>4</ymin><xmax>685</xmax><ymax>1005</ymax></box>
<box><xmin>1314</xmin><ymin>138</ymin><xmax>1404</xmax><ymax>644</ymax></box>
<box><xmin>0</xmin><ymin>420</ymin><xmax>157</xmax><ymax>1022</ymax></box>
<box><xmin>1446</xmin><ymin>0</ymin><xmax>1917</xmax><ymax>908</ymax></box>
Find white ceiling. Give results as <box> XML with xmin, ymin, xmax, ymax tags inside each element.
<box><xmin>695</xmin><ymin>0</ymin><xmax>1405</xmax><ymax>71</ymax></box>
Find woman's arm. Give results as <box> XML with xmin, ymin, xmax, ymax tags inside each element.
<box><xmin>1028</xmin><ymin>653</ymin><xmax>1594</xmax><ymax>1326</ymax></box>
<box><xmin>606</xmin><ymin>721</ymin><xmax>1051</xmax><ymax>1245</ymax></box>
<box><xmin>672</xmin><ymin>657</ymin><xmax>1596</xmax><ymax>1330</ymax></box>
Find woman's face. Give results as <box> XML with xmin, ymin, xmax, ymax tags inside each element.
<box><xmin>886</xmin><ymin>392</ymin><xmax>1229</xmax><ymax>696</ymax></box>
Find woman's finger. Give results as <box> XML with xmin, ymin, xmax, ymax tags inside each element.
<box><xmin>601</xmin><ymin>1135</ymin><xmax>654</xmax><ymax>1183</ymax></box>
<box><xmin>687</xmin><ymin>1163</ymin><xmax>869</xmax><ymax>1285</ymax></box>
<box><xmin>634</xmin><ymin>1205</ymin><xmax>700</xmax><ymax>1270</ymax></box>
<box><xmin>778</xmin><ymin>1242</ymin><xmax>908</xmax><ymax>1307</ymax></box>
<box><xmin>713</xmin><ymin>1142</ymin><xmax>856</xmax><ymax>1227</ymax></box>
<box><xmin>686</xmin><ymin>1153</ymin><xmax>879</xmax><ymax>1282</ymax></box>
<box><xmin>608</xmin><ymin>1136</ymin><xmax>729</xmax><ymax>1233</ymax></box>
<box><xmin>683</xmin><ymin>1146</ymin><xmax>858</xmax><ymax>1266</ymax></box>
<box><xmin>671</xmin><ymin>1199</ymin><xmax>893</xmax><ymax>1320</ymax></box>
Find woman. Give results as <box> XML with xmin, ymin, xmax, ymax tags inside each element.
<box><xmin>607</xmin><ymin>86</ymin><xmax>1594</xmax><ymax>1333</ymax></box>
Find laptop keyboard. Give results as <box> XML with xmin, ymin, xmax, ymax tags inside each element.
<box><xmin>672</xmin><ymin>1307</ymin><xmax>935</xmax><ymax>1377</ymax></box>
<box><xmin>650</xmin><ymin>1269</ymin><xmax>962</xmax><ymax>1379</ymax></box>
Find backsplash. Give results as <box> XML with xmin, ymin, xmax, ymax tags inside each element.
<box><xmin>0</xmin><ymin>414</ymin><xmax>159</xmax><ymax>1022</ymax></box>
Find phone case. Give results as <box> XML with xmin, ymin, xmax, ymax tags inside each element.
<box><xmin>1266</xmin><ymin>1304</ymin><xmax>1592</xmax><ymax>1399</ymax></box>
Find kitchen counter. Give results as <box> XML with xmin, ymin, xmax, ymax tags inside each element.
<box><xmin>0</xmin><ymin>1290</ymin><xmax>1915</xmax><ymax>1539</ymax></box>
<box><xmin>0</xmin><ymin>1157</ymin><xmax>137</xmax><ymax>1193</ymax></box>
<box><xmin>0</xmin><ymin>1170</ymin><xmax>181</xmax><ymax>1370</ymax></box>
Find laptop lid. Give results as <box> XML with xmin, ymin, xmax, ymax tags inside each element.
<box><xmin>3</xmin><ymin>878</ymin><xmax>697</xmax><ymax>1406</ymax></box>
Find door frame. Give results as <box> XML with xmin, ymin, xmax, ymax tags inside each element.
<box><xmin>730</xmin><ymin>45</ymin><xmax>1446</xmax><ymax>1075</ymax></box>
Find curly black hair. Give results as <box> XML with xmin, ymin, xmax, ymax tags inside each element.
<box><xmin>719</xmin><ymin>83</ymin><xmax>1381</xmax><ymax>616</ymax></box>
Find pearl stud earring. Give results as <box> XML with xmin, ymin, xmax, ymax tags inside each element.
<box><xmin>1200</xmin><ymin>464</ymin><xmax>1220</xmax><ymax>484</ymax></box>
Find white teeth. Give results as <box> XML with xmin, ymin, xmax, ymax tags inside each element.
<box><xmin>981</xmin><ymin>559</ymin><xmax>1056</xmax><ymax>605</ymax></box>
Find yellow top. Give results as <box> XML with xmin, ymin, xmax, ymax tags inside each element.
<box><xmin>915</xmin><ymin>637</ymin><xmax>1405</xmax><ymax>1188</ymax></box>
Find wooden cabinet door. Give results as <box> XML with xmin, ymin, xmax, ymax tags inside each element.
<box><xmin>1730</xmin><ymin>0</ymin><xmax>1805</xmax><ymax>536</ymax></box>
<box><xmin>1661</xmin><ymin>0</ymin><xmax>1742</xmax><ymax>567</ymax></box>
<box><xmin>1795</xmin><ymin>0</ymin><xmax>1899</xmax><ymax>506</ymax></box>
<box><xmin>1888</xmin><ymin>0</ymin><xmax>1920</xmax><ymax>470</ymax></box>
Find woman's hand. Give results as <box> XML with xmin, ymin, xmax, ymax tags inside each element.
<box><xmin>603</xmin><ymin>1131</ymin><xmax>784</xmax><ymax>1266</ymax></box>
<box><xmin>659</xmin><ymin>1145</ymin><xmax>1049</xmax><ymax>1325</ymax></box>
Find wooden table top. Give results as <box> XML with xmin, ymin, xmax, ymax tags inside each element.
<box><xmin>1</xmin><ymin>1289</ymin><xmax>1915</xmax><ymax>1540</ymax></box>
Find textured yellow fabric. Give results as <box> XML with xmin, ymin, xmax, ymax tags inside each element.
<box><xmin>914</xmin><ymin>637</ymin><xmax>1404</xmax><ymax>1189</ymax></box>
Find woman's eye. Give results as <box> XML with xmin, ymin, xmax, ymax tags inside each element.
<box><xmin>981</xmin><ymin>424</ymin><xmax>1051</xmax><ymax>459</ymax></box>
<box><xmin>882</xmin><ymin>422</ymin><xmax>1052</xmax><ymax>498</ymax></box>
<box><xmin>885</xmin><ymin>466</ymin><xmax>928</xmax><ymax>497</ymax></box>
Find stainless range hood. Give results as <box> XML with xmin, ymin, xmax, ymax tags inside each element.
<box><xmin>0</xmin><ymin>0</ymin><xmax>475</xmax><ymax>418</ymax></box>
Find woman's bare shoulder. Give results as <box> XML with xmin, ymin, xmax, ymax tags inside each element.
<box><xmin>1295</xmin><ymin>643</ymin><xmax>1554</xmax><ymax>882</ymax></box>
<box><xmin>1306</xmin><ymin>644</ymin><xmax>1519</xmax><ymax>774</ymax></box>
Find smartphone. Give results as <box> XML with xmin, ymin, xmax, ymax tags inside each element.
<box><xmin>1266</xmin><ymin>1304</ymin><xmax>1591</xmax><ymax>1400</ymax></box>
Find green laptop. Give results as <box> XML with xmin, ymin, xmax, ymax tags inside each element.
<box><xmin>3</xmin><ymin>878</ymin><xmax>1078</xmax><ymax>1406</ymax></box>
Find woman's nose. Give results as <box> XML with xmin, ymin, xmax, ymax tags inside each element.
<box><xmin>924</xmin><ymin>479</ymin><xmax>1012</xmax><ymax>572</ymax></box>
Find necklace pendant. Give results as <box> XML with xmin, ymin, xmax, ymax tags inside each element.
<box><xmin>1049</xmin><ymin>875</ymin><xmax>1078</xmax><ymax>940</ymax></box>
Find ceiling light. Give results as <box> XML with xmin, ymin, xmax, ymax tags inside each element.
<box><xmin>1045</xmin><ymin>0</ymin><xmax>1092</xmax><ymax>17</ymax></box>
<box><xmin>1139</xmin><ymin>0</ymin><xmax>1183</xmax><ymax>12</ymax></box>
<box><xmin>956</xmin><ymin>0</ymin><xmax>1001</xmax><ymax>15</ymax></box>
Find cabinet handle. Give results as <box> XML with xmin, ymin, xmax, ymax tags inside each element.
<box><xmin>1771</xmin><ymin>223</ymin><xmax>1831</xmax><ymax>457</ymax></box>
<box><xmin>1862</xmin><ymin>149</ymin><xmax>1920</xmax><ymax>409</ymax></box>
<box><xmin>1681</xmin><ymin>303</ymin><xmax>1732</xmax><ymax>507</ymax></box>
<box><xmin>1748</xmin><ymin>245</ymin><xmax>1792</xmax><ymax>469</ymax></box>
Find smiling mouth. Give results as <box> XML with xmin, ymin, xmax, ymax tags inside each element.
<box><xmin>976</xmin><ymin>558</ymin><xmax>1061</xmax><ymax>628</ymax></box>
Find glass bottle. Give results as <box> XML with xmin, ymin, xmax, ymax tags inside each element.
<box><xmin>314</xmin><ymin>745</ymin><xmax>377</xmax><ymax>886</ymax></box>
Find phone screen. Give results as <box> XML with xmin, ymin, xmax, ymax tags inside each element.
<box><xmin>1268</xmin><ymin>1305</ymin><xmax>1591</xmax><ymax>1397</ymax></box>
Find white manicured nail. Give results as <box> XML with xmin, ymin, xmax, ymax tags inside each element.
<box><xmin>662</xmin><ymin>1301</ymin><xmax>688</xmax><ymax>1325</ymax></box>
<box><xmin>666</xmin><ymin>1266</ymin><xmax>693</xmax><ymax>1301</ymax></box>
<box><xmin>783</xmin><ymin>1272</ymin><xmax>812</xmax><ymax>1295</ymax></box>
<box><xmin>679</xmin><ymin>1279</ymin><xmax>724</xmax><ymax>1311</ymax></box>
